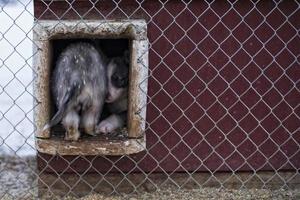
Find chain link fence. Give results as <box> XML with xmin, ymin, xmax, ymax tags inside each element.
<box><xmin>0</xmin><ymin>0</ymin><xmax>299</xmax><ymax>199</ymax></box>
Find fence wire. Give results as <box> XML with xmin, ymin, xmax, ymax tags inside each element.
<box><xmin>0</xmin><ymin>0</ymin><xmax>299</xmax><ymax>199</ymax></box>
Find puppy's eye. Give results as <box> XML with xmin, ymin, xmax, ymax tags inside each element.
<box><xmin>112</xmin><ymin>74</ymin><xmax>120</xmax><ymax>82</ymax></box>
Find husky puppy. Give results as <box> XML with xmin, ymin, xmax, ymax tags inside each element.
<box><xmin>43</xmin><ymin>42</ymin><xmax>107</xmax><ymax>141</ymax></box>
<box><xmin>96</xmin><ymin>52</ymin><xmax>129</xmax><ymax>134</ymax></box>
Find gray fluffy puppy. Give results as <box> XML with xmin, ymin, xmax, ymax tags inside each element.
<box><xmin>43</xmin><ymin>42</ymin><xmax>107</xmax><ymax>141</ymax></box>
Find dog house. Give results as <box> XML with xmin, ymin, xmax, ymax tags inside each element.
<box><xmin>33</xmin><ymin>20</ymin><xmax>148</xmax><ymax>155</ymax></box>
<box><xmin>33</xmin><ymin>1</ymin><xmax>300</xmax><ymax>177</ymax></box>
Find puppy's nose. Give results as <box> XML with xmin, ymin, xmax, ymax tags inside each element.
<box><xmin>105</xmin><ymin>93</ymin><xmax>113</xmax><ymax>103</ymax></box>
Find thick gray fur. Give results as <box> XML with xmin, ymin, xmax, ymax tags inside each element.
<box><xmin>44</xmin><ymin>42</ymin><xmax>107</xmax><ymax>141</ymax></box>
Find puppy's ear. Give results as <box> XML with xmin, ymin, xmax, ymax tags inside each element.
<box><xmin>123</xmin><ymin>50</ymin><xmax>130</xmax><ymax>65</ymax></box>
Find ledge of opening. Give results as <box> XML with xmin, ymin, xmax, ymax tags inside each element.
<box><xmin>36</xmin><ymin>135</ymin><xmax>146</xmax><ymax>156</ymax></box>
<box><xmin>33</xmin><ymin>20</ymin><xmax>147</xmax><ymax>41</ymax></box>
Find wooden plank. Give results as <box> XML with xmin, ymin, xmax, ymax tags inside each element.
<box><xmin>36</xmin><ymin>134</ymin><xmax>146</xmax><ymax>155</ymax></box>
<box><xmin>127</xmin><ymin>39</ymin><xmax>149</xmax><ymax>138</ymax></box>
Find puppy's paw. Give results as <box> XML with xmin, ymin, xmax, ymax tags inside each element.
<box><xmin>96</xmin><ymin>120</ymin><xmax>116</xmax><ymax>134</ymax></box>
<box><xmin>84</xmin><ymin>126</ymin><xmax>96</xmax><ymax>136</ymax></box>
<box><xmin>65</xmin><ymin>127</ymin><xmax>80</xmax><ymax>141</ymax></box>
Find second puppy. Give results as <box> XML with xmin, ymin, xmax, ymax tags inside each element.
<box><xmin>96</xmin><ymin>52</ymin><xmax>129</xmax><ymax>134</ymax></box>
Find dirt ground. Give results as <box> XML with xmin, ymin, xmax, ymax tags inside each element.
<box><xmin>0</xmin><ymin>156</ymin><xmax>299</xmax><ymax>200</ymax></box>
<box><xmin>77</xmin><ymin>188</ymin><xmax>300</xmax><ymax>200</ymax></box>
<box><xmin>0</xmin><ymin>155</ymin><xmax>37</xmax><ymax>199</ymax></box>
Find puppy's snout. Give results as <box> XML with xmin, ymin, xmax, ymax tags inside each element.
<box><xmin>105</xmin><ymin>91</ymin><xmax>114</xmax><ymax>103</ymax></box>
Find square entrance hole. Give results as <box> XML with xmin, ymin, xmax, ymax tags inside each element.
<box><xmin>33</xmin><ymin>20</ymin><xmax>148</xmax><ymax>155</ymax></box>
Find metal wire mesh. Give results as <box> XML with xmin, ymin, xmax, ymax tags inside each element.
<box><xmin>0</xmin><ymin>0</ymin><xmax>299</xmax><ymax>199</ymax></box>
